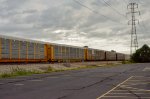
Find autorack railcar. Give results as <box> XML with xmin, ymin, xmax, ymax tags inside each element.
<box><xmin>105</xmin><ymin>51</ymin><xmax>116</xmax><ymax>61</ymax></box>
<box><xmin>0</xmin><ymin>35</ymin><xmax>47</xmax><ymax>62</ymax></box>
<box><xmin>116</xmin><ymin>53</ymin><xmax>125</xmax><ymax>61</ymax></box>
<box><xmin>0</xmin><ymin>35</ymin><xmax>128</xmax><ymax>63</ymax></box>
<box><xmin>84</xmin><ymin>46</ymin><xmax>105</xmax><ymax>61</ymax></box>
<box><xmin>46</xmin><ymin>43</ymin><xmax>85</xmax><ymax>62</ymax></box>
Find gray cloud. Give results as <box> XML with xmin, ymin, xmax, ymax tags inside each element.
<box><xmin>0</xmin><ymin>0</ymin><xmax>149</xmax><ymax>54</ymax></box>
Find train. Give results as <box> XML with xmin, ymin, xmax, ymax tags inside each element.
<box><xmin>0</xmin><ymin>35</ymin><xmax>130</xmax><ymax>63</ymax></box>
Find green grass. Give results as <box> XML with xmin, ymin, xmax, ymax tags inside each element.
<box><xmin>122</xmin><ymin>60</ymin><xmax>134</xmax><ymax>64</ymax></box>
<box><xmin>0</xmin><ymin>62</ymin><xmax>121</xmax><ymax>78</ymax></box>
<box><xmin>0</xmin><ymin>67</ymin><xmax>41</xmax><ymax>78</ymax></box>
<box><xmin>44</xmin><ymin>66</ymin><xmax>55</xmax><ymax>73</ymax></box>
<box><xmin>0</xmin><ymin>73</ymin><xmax>12</xmax><ymax>78</ymax></box>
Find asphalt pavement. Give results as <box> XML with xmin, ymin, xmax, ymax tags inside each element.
<box><xmin>0</xmin><ymin>63</ymin><xmax>150</xmax><ymax>99</ymax></box>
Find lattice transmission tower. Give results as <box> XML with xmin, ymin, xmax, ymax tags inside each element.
<box><xmin>127</xmin><ymin>3</ymin><xmax>140</xmax><ymax>55</ymax></box>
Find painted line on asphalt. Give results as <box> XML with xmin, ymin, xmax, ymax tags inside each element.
<box><xmin>0</xmin><ymin>83</ymin><xmax>4</xmax><ymax>85</ymax></box>
<box><xmin>102</xmin><ymin>96</ymin><xmax>150</xmax><ymax>98</ymax></box>
<box><xmin>62</xmin><ymin>75</ymin><xmax>71</xmax><ymax>77</ymax></box>
<box><xmin>96</xmin><ymin>76</ymin><xmax>133</xmax><ymax>99</ymax></box>
<box><xmin>131</xmin><ymin>76</ymin><xmax>150</xmax><ymax>78</ymax></box>
<box><xmin>143</xmin><ymin>67</ymin><xmax>150</xmax><ymax>71</ymax></box>
<box><xmin>113</xmin><ymin>90</ymin><xmax>150</xmax><ymax>92</ymax></box>
<box><xmin>29</xmin><ymin>80</ymin><xmax>43</xmax><ymax>82</ymax></box>
<box><xmin>123</xmin><ymin>82</ymin><xmax>150</xmax><ymax>86</ymax></box>
<box><xmin>14</xmin><ymin>83</ymin><xmax>24</xmax><ymax>86</ymax></box>
<box><xmin>126</xmin><ymin>80</ymin><xmax>150</xmax><ymax>82</ymax></box>
<box><xmin>97</xmin><ymin>76</ymin><xmax>150</xmax><ymax>99</ymax></box>
<box><xmin>108</xmin><ymin>92</ymin><xmax>149</xmax><ymax>94</ymax></box>
<box><xmin>47</xmin><ymin>76</ymin><xmax>59</xmax><ymax>78</ymax></box>
<box><xmin>120</xmin><ymin>85</ymin><xmax>150</xmax><ymax>91</ymax></box>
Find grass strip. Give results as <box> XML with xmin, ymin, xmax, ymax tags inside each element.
<box><xmin>0</xmin><ymin>63</ymin><xmax>121</xmax><ymax>78</ymax></box>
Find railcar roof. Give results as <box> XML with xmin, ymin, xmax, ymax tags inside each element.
<box><xmin>0</xmin><ymin>35</ymin><xmax>128</xmax><ymax>54</ymax></box>
<box><xmin>0</xmin><ymin>34</ymin><xmax>46</xmax><ymax>44</ymax></box>
<box><xmin>0</xmin><ymin>34</ymin><xmax>84</xmax><ymax>48</ymax></box>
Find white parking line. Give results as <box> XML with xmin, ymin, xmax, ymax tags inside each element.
<box><xmin>132</xmin><ymin>76</ymin><xmax>150</xmax><ymax>78</ymax></box>
<box><xmin>102</xmin><ymin>96</ymin><xmax>150</xmax><ymax>98</ymax></box>
<box><xmin>47</xmin><ymin>76</ymin><xmax>59</xmax><ymax>78</ymax></box>
<box><xmin>96</xmin><ymin>76</ymin><xmax>150</xmax><ymax>99</ymax></box>
<box><xmin>29</xmin><ymin>79</ymin><xmax>43</xmax><ymax>82</ymax></box>
<box><xmin>96</xmin><ymin>76</ymin><xmax>133</xmax><ymax>99</ymax></box>
<box><xmin>143</xmin><ymin>67</ymin><xmax>150</xmax><ymax>71</ymax></box>
<box><xmin>14</xmin><ymin>83</ymin><xmax>24</xmax><ymax>86</ymax></box>
<box><xmin>108</xmin><ymin>92</ymin><xmax>149</xmax><ymax>94</ymax></box>
<box><xmin>123</xmin><ymin>82</ymin><xmax>150</xmax><ymax>86</ymax></box>
<box><xmin>113</xmin><ymin>90</ymin><xmax>150</xmax><ymax>92</ymax></box>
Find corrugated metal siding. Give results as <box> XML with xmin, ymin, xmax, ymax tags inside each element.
<box><xmin>28</xmin><ymin>42</ymin><xmax>34</xmax><ymax>59</ymax></box>
<box><xmin>20</xmin><ymin>41</ymin><xmax>27</xmax><ymax>59</ymax></box>
<box><xmin>11</xmin><ymin>40</ymin><xmax>19</xmax><ymax>59</ymax></box>
<box><xmin>106</xmin><ymin>51</ymin><xmax>116</xmax><ymax>61</ymax></box>
<box><xmin>0</xmin><ymin>37</ymin><xmax>46</xmax><ymax>61</ymax></box>
<box><xmin>39</xmin><ymin>44</ymin><xmax>45</xmax><ymax>59</ymax></box>
<box><xmin>117</xmin><ymin>53</ymin><xmax>125</xmax><ymax>61</ymax></box>
<box><xmin>34</xmin><ymin>43</ymin><xmax>39</xmax><ymax>59</ymax></box>
<box><xmin>125</xmin><ymin>54</ymin><xmax>130</xmax><ymax>60</ymax></box>
<box><xmin>51</xmin><ymin>44</ymin><xmax>84</xmax><ymax>61</ymax></box>
<box><xmin>86</xmin><ymin>49</ymin><xmax>105</xmax><ymax>61</ymax></box>
<box><xmin>87</xmin><ymin>49</ymin><xmax>92</xmax><ymax>60</ymax></box>
<box><xmin>99</xmin><ymin>50</ymin><xmax>105</xmax><ymax>60</ymax></box>
<box><xmin>0</xmin><ymin>38</ymin><xmax>1</xmax><ymax>59</ymax></box>
<box><xmin>1</xmin><ymin>38</ymin><xmax>10</xmax><ymax>59</ymax></box>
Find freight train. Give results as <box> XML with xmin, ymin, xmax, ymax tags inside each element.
<box><xmin>0</xmin><ymin>35</ymin><xmax>130</xmax><ymax>63</ymax></box>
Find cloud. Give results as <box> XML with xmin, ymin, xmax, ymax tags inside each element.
<box><xmin>0</xmin><ymin>0</ymin><xmax>149</xmax><ymax>54</ymax></box>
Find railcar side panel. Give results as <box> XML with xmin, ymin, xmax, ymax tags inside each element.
<box><xmin>125</xmin><ymin>54</ymin><xmax>130</xmax><ymax>60</ymax></box>
<box><xmin>0</xmin><ymin>36</ymin><xmax>128</xmax><ymax>63</ymax></box>
<box><xmin>0</xmin><ymin>37</ymin><xmax>47</xmax><ymax>62</ymax></box>
<box><xmin>116</xmin><ymin>53</ymin><xmax>125</xmax><ymax>61</ymax></box>
<box><xmin>105</xmin><ymin>51</ymin><xmax>116</xmax><ymax>61</ymax></box>
<box><xmin>86</xmin><ymin>48</ymin><xmax>105</xmax><ymax>61</ymax></box>
<box><xmin>47</xmin><ymin>44</ymin><xmax>84</xmax><ymax>62</ymax></box>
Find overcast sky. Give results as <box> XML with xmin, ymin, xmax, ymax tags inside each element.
<box><xmin>0</xmin><ymin>0</ymin><xmax>149</xmax><ymax>54</ymax></box>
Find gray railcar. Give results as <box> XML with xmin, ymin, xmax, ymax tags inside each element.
<box><xmin>0</xmin><ymin>36</ymin><xmax>47</xmax><ymax>62</ymax></box>
<box><xmin>105</xmin><ymin>51</ymin><xmax>116</xmax><ymax>61</ymax></box>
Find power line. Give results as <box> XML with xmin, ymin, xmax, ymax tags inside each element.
<box><xmin>122</xmin><ymin>0</ymin><xmax>128</xmax><ymax>5</ymax></box>
<box><xmin>100</xmin><ymin>0</ymin><xmax>127</xmax><ymax>19</ymax></box>
<box><xmin>122</xmin><ymin>0</ymin><xmax>128</xmax><ymax>7</ymax></box>
<box><xmin>72</xmin><ymin>0</ymin><xmax>126</xmax><ymax>25</ymax></box>
<box><xmin>137</xmin><ymin>0</ymin><xmax>143</xmax><ymax>4</ymax></box>
<box><xmin>137</xmin><ymin>8</ymin><xmax>148</xmax><ymax>32</ymax></box>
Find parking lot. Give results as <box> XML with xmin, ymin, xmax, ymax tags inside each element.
<box><xmin>97</xmin><ymin>68</ymin><xmax>150</xmax><ymax>99</ymax></box>
<box><xmin>0</xmin><ymin>64</ymin><xmax>150</xmax><ymax>99</ymax></box>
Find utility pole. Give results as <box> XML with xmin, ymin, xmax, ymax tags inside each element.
<box><xmin>127</xmin><ymin>3</ymin><xmax>140</xmax><ymax>55</ymax></box>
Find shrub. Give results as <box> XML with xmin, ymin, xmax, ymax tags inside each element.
<box><xmin>131</xmin><ymin>44</ymin><xmax>150</xmax><ymax>62</ymax></box>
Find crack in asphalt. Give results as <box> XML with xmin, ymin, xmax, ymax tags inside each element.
<box><xmin>65</xmin><ymin>75</ymin><xmax>115</xmax><ymax>91</ymax></box>
<box><xmin>0</xmin><ymin>70</ymin><xmax>86</xmax><ymax>86</ymax></box>
<box><xmin>0</xmin><ymin>64</ymin><xmax>146</xmax><ymax>99</ymax></box>
<box><xmin>0</xmin><ymin>65</ymin><xmax>140</xmax><ymax>87</ymax></box>
<box><xmin>65</xmin><ymin>66</ymin><xmax>140</xmax><ymax>91</ymax></box>
<box><xmin>59</xmin><ymin>66</ymin><xmax>143</xmax><ymax>99</ymax></box>
<box><xmin>117</xmin><ymin>86</ymin><xmax>142</xmax><ymax>99</ymax></box>
<box><xmin>57</xmin><ymin>95</ymin><xmax>67</xmax><ymax>99</ymax></box>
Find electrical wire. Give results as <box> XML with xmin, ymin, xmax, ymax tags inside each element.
<box><xmin>122</xmin><ymin>0</ymin><xmax>128</xmax><ymax>7</ymax></box>
<box><xmin>72</xmin><ymin>0</ymin><xmax>126</xmax><ymax>25</ymax></box>
<box><xmin>100</xmin><ymin>0</ymin><xmax>127</xmax><ymax>19</ymax></box>
<box><xmin>137</xmin><ymin>8</ymin><xmax>149</xmax><ymax>33</ymax></box>
<box><xmin>122</xmin><ymin>0</ymin><xmax>128</xmax><ymax>5</ymax></box>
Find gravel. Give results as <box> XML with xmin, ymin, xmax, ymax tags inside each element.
<box><xmin>0</xmin><ymin>61</ymin><xmax>122</xmax><ymax>74</ymax></box>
